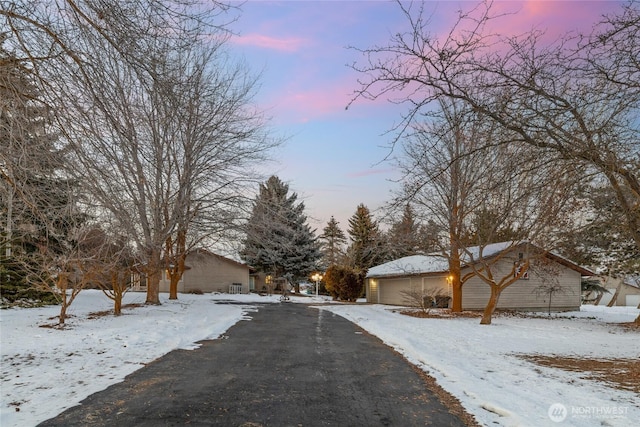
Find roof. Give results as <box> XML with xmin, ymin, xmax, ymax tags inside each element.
<box><xmin>624</xmin><ymin>276</ymin><xmax>640</xmax><ymax>289</ymax></box>
<box><xmin>367</xmin><ymin>255</ymin><xmax>449</xmax><ymax>278</ymax></box>
<box><xmin>187</xmin><ymin>248</ymin><xmax>249</xmax><ymax>269</ymax></box>
<box><xmin>367</xmin><ymin>241</ymin><xmax>595</xmax><ymax>278</ymax></box>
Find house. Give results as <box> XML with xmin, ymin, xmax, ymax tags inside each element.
<box><xmin>131</xmin><ymin>249</ymin><xmax>250</xmax><ymax>294</ymax></box>
<box><xmin>366</xmin><ymin>242</ymin><xmax>594</xmax><ymax>311</ymax></box>
<box><xmin>598</xmin><ymin>276</ymin><xmax>640</xmax><ymax>307</ymax></box>
<box><xmin>249</xmin><ymin>272</ymin><xmax>290</xmax><ymax>295</ymax></box>
<box><xmin>159</xmin><ymin>249</ymin><xmax>250</xmax><ymax>294</ymax></box>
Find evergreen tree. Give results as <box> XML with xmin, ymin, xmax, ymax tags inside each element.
<box><xmin>462</xmin><ymin>207</ymin><xmax>524</xmax><ymax>246</ymax></box>
<box><xmin>557</xmin><ymin>185</ymin><xmax>640</xmax><ymax>277</ymax></box>
<box><xmin>346</xmin><ymin>204</ymin><xmax>385</xmax><ymax>272</ymax></box>
<box><xmin>319</xmin><ymin>216</ymin><xmax>347</xmax><ymax>268</ymax></box>
<box><xmin>416</xmin><ymin>219</ymin><xmax>442</xmax><ymax>254</ymax></box>
<box><xmin>240</xmin><ymin>176</ymin><xmax>321</xmax><ymax>290</ymax></box>
<box><xmin>387</xmin><ymin>205</ymin><xmax>421</xmax><ymax>259</ymax></box>
<box><xmin>0</xmin><ymin>38</ymin><xmax>72</xmax><ymax>304</ymax></box>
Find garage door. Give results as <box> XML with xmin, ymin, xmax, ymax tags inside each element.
<box><xmin>626</xmin><ymin>295</ymin><xmax>640</xmax><ymax>307</ymax></box>
<box><xmin>379</xmin><ymin>278</ymin><xmax>412</xmax><ymax>305</ymax></box>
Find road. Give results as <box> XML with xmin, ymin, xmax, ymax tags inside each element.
<box><xmin>38</xmin><ymin>302</ymin><xmax>472</xmax><ymax>426</ymax></box>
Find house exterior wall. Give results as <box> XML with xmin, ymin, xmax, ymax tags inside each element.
<box><xmin>369</xmin><ymin>254</ymin><xmax>582</xmax><ymax>311</ymax></box>
<box><xmin>158</xmin><ymin>270</ymin><xmax>184</xmax><ymax>293</ymax></box>
<box><xmin>367</xmin><ymin>279</ymin><xmax>379</xmax><ymax>303</ymax></box>
<box><xmin>600</xmin><ymin>281</ymin><xmax>640</xmax><ymax>307</ymax></box>
<box><xmin>159</xmin><ymin>252</ymin><xmax>250</xmax><ymax>294</ymax></box>
<box><xmin>460</xmin><ymin>257</ymin><xmax>581</xmax><ymax>311</ymax></box>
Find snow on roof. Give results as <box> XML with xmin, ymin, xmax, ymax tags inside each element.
<box><xmin>367</xmin><ymin>241</ymin><xmax>594</xmax><ymax>278</ymax></box>
<box><xmin>367</xmin><ymin>242</ymin><xmax>519</xmax><ymax>278</ymax></box>
<box><xmin>367</xmin><ymin>254</ymin><xmax>450</xmax><ymax>278</ymax></box>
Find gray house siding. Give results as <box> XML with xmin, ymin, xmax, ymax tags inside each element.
<box><xmin>460</xmin><ymin>260</ymin><xmax>581</xmax><ymax>310</ymax></box>
<box><xmin>159</xmin><ymin>251</ymin><xmax>250</xmax><ymax>294</ymax></box>
<box><xmin>367</xmin><ymin>247</ymin><xmax>585</xmax><ymax>311</ymax></box>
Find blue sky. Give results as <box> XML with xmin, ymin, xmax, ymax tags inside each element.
<box><xmin>227</xmin><ymin>1</ymin><xmax>624</xmax><ymax>232</ymax></box>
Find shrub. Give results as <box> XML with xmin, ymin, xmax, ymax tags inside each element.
<box><xmin>324</xmin><ymin>265</ymin><xmax>361</xmax><ymax>302</ymax></box>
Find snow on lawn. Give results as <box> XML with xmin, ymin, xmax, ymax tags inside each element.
<box><xmin>0</xmin><ymin>290</ymin><xmax>284</xmax><ymax>427</ymax></box>
<box><xmin>319</xmin><ymin>304</ymin><xmax>639</xmax><ymax>427</ymax></box>
<box><xmin>1</xmin><ymin>291</ymin><xmax>638</xmax><ymax>427</ymax></box>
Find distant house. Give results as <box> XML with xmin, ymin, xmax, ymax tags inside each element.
<box><xmin>131</xmin><ymin>249</ymin><xmax>250</xmax><ymax>294</ymax></box>
<box><xmin>598</xmin><ymin>276</ymin><xmax>640</xmax><ymax>307</ymax></box>
<box><xmin>366</xmin><ymin>242</ymin><xmax>594</xmax><ymax>312</ymax></box>
<box><xmin>249</xmin><ymin>272</ymin><xmax>289</xmax><ymax>295</ymax></box>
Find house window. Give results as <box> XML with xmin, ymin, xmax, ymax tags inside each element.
<box><xmin>265</xmin><ymin>275</ymin><xmax>272</xmax><ymax>284</ymax></box>
<box><xmin>514</xmin><ymin>262</ymin><xmax>529</xmax><ymax>280</ymax></box>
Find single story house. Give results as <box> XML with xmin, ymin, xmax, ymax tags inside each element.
<box><xmin>366</xmin><ymin>242</ymin><xmax>594</xmax><ymax>311</ymax></box>
<box><xmin>249</xmin><ymin>272</ymin><xmax>290</xmax><ymax>295</ymax></box>
<box><xmin>598</xmin><ymin>276</ymin><xmax>640</xmax><ymax>307</ymax></box>
<box><xmin>131</xmin><ymin>249</ymin><xmax>250</xmax><ymax>294</ymax></box>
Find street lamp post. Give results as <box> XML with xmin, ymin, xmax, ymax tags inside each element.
<box><xmin>311</xmin><ymin>272</ymin><xmax>323</xmax><ymax>298</ymax></box>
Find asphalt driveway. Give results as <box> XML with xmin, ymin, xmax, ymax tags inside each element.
<box><xmin>38</xmin><ymin>302</ymin><xmax>472</xmax><ymax>426</ymax></box>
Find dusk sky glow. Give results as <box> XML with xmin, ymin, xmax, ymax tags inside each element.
<box><xmin>227</xmin><ymin>0</ymin><xmax>625</xmax><ymax>232</ymax></box>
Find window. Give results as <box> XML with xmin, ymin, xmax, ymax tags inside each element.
<box><xmin>514</xmin><ymin>262</ymin><xmax>529</xmax><ymax>279</ymax></box>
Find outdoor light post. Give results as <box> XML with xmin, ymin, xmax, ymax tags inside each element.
<box><xmin>311</xmin><ymin>272</ymin><xmax>323</xmax><ymax>298</ymax></box>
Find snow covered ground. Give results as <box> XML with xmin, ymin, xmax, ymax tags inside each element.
<box><xmin>1</xmin><ymin>290</ymin><xmax>638</xmax><ymax>427</ymax></box>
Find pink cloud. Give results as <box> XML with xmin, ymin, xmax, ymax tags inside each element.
<box><xmin>265</xmin><ymin>75</ymin><xmax>396</xmax><ymax>124</ymax></box>
<box><xmin>486</xmin><ymin>1</ymin><xmax>622</xmax><ymax>38</ymax></box>
<box><xmin>231</xmin><ymin>33</ymin><xmax>308</xmax><ymax>52</ymax></box>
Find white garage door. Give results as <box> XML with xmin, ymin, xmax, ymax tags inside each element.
<box><xmin>625</xmin><ymin>295</ymin><xmax>640</xmax><ymax>307</ymax></box>
<box><xmin>379</xmin><ymin>278</ymin><xmax>412</xmax><ymax>305</ymax></box>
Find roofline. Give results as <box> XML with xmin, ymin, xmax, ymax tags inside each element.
<box><xmin>367</xmin><ymin>270</ymin><xmax>449</xmax><ymax>279</ymax></box>
<box><xmin>188</xmin><ymin>248</ymin><xmax>249</xmax><ymax>269</ymax></box>
<box><xmin>367</xmin><ymin>242</ymin><xmax>596</xmax><ymax>278</ymax></box>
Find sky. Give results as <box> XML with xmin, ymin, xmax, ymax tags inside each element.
<box><xmin>225</xmin><ymin>1</ymin><xmax>625</xmax><ymax>232</ymax></box>
<box><xmin>2</xmin><ymin>290</ymin><xmax>638</xmax><ymax>426</ymax></box>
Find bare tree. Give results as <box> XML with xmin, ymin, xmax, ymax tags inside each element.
<box><xmin>394</xmin><ymin>99</ymin><xmax>506</xmax><ymax>312</ymax></box>
<box><xmin>350</xmin><ymin>0</ymin><xmax>640</xmax><ymax>251</ymax></box>
<box><xmin>3</xmin><ymin>1</ymin><xmax>275</xmax><ymax>305</ymax></box>
<box><xmin>395</xmin><ymin>96</ymin><xmax>581</xmax><ymax>323</ymax></box>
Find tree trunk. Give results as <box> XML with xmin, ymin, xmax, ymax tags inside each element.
<box><xmin>169</xmin><ymin>229</ymin><xmax>187</xmax><ymax>300</ymax></box>
<box><xmin>606</xmin><ymin>280</ymin><xmax>622</xmax><ymax>307</ymax></box>
<box><xmin>57</xmin><ymin>273</ymin><xmax>68</xmax><ymax>325</ymax></box>
<box><xmin>594</xmin><ymin>292</ymin><xmax>603</xmax><ymax>306</ymax></box>
<box><xmin>146</xmin><ymin>248</ymin><xmax>161</xmax><ymax>305</ymax></box>
<box><xmin>480</xmin><ymin>285</ymin><xmax>501</xmax><ymax>325</ymax></box>
<box><xmin>451</xmin><ymin>278</ymin><xmax>462</xmax><ymax>312</ymax></box>
<box><xmin>449</xmin><ymin>254</ymin><xmax>463</xmax><ymax>312</ymax></box>
<box><xmin>114</xmin><ymin>294</ymin><xmax>122</xmax><ymax>315</ymax></box>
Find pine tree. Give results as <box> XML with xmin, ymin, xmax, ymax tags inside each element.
<box><xmin>319</xmin><ymin>216</ymin><xmax>347</xmax><ymax>268</ymax></box>
<box><xmin>0</xmin><ymin>38</ymin><xmax>72</xmax><ymax>304</ymax></box>
<box><xmin>346</xmin><ymin>204</ymin><xmax>385</xmax><ymax>272</ymax></box>
<box><xmin>462</xmin><ymin>207</ymin><xmax>524</xmax><ymax>246</ymax></box>
<box><xmin>240</xmin><ymin>176</ymin><xmax>321</xmax><ymax>290</ymax></box>
<box><xmin>417</xmin><ymin>219</ymin><xmax>442</xmax><ymax>254</ymax></box>
<box><xmin>387</xmin><ymin>205</ymin><xmax>421</xmax><ymax>259</ymax></box>
<box><xmin>557</xmin><ymin>185</ymin><xmax>639</xmax><ymax>277</ymax></box>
